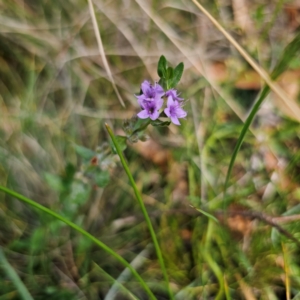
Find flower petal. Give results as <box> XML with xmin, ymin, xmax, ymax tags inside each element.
<box><xmin>154</xmin><ymin>82</ymin><xmax>164</xmax><ymax>92</ymax></box>
<box><xmin>136</xmin><ymin>94</ymin><xmax>145</xmax><ymax>101</ymax></box>
<box><xmin>166</xmin><ymin>89</ymin><xmax>183</xmax><ymax>101</ymax></box>
<box><xmin>149</xmin><ymin>110</ymin><xmax>159</xmax><ymax>120</ymax></box>
<box><xmin>141</xmin><ymin>80</ymin><xmax>151</xmax><ymax>95</ymax></box>
<box><xmin>164</xmin><ymin>107</ymin><xmax>171</xmax><ymax>118</ymax></box>
<box><xmin>167</xmin><ymin>95</ymin><xmax>175</xmax><ymax>107</ymax></box>
<box><xmin>155</xmin><ymin>97</ymin><xmax>164</xmax><ymax>109</ymax></box>
<box><xmin>165</xmin><ymin>89</ymin><xmax>175</xmax><ymax>98</ymax></box>
<box><xmin>171</xmin><ymin>115</ymin><xmax>181</xmax><ymax>125</ymax></box>
<box><xmin>137</xmin><ymin>96</ymin><xmax>146</xmax><ymax>108</ymax></box>
<box><xmin>176</xmin><ymin>107</ymin><xmax>187</xmax><ymax>118</ymax></box>
<box><xmin>137</xmin><ymin>110</ymin><xmax>149</xmax><ymax>119</ymax></box>
<box><xmin>154</xmin><ymin>83</ymin><xmax>164</xmax><ymax>97</ymax></box>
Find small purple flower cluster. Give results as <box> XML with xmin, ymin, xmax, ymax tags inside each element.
<box><xmin>136</xmin><ymin>81</ymin><xmax>187</xmax><ymax>125</ymax></box>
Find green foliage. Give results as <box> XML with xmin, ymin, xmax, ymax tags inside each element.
<box><xmin>150</xmin><ymin>119</ymin><xmax>171</xmax><ymax>127</ymax></box>
<box><xmin>157</xmin><ymin>55</ymin><xmax>167</xmax><ymax>78</ymax></box>
<box><xmin>93</xmin><ymin>169</ymin><xmax>110</xmax><ymax>187</ymax></box>
<box><xmin>224</xmin><ymin>30</ymin><xmax>300</xmax><ymax>205</ymax></box>
<box><xmin>110</xmin><ymin>135</ymin><xmax>127</xmax><ymax>153</ymax></box>
<box><xmin>74</xmin><ymin>145</ymin><xmax>96</xmax><ymax>161</ymax></box>
<box><xmin>172</xmin><ymin>62</ymin><xmax>184</xmax><ymax>88</ymax></box>
<box><xmin>2</xmin><ymin>1</ymin><xmax>300</xmax><ymax>299</ymax></box>
<box><xmin>157</xmin><ymin>55</ymin><xmax>184</xmax><ymax>89</ymax></box>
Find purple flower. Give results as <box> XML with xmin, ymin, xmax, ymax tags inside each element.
<box><xmin>136</xmin><ymin>80</ymin><xmax>164</xmax><ymax>107</ymax></box>
<box><xmin>136</xmin><ymin>80</ymin><xmax>165</xmax><ymax>120</ymax></box>
<box><xmin>137</xmin><ymin>97</ymin><xmax>163</xmax><ymax>120</ymax></box>
<box><xmin>165</xmin><ymin>89</ymin><xmax>183</xmax><ymax>101</ymax></box>
<box><xmin>164</xmin><ymin>96</ymin><xmax>187</xmax><ymax>125</ymax></box>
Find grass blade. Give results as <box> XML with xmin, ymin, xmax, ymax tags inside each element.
<box><xmin>191</xmin><ymin>0</ymin><xmax>300</xmax><ymax>121</ymax></box>
<box><xmin>0</xmin><ymin>185</ymin><xmax>156</xmax><ymax>300</ymax></box>
<box><xmin>106</xmin><ymin>123</ymin><xmax>174</xmax><ymax>300</ymax></box>
<box><xmin>0</xmin><ymin>247</ymin><xmax>34</xmax><ymax>300</ymax></box>
<box><xmin>190</xmin><ymin>205</ymin><xmax>219</xmax><ymax>223</ymax></box>
<box><xmin>224</xmin><ymin>31</ymin><xmax>300</xmax><ymax>200</ymax></box>
<box><xmin>104</xmin><ymin>246</ymin><xmax>150</xmax><ymax>300</ymax></box>
<box><xmin>87</xmin><ymin>0</ymin><xmax>125</xmax><ymax>107</ymax></box>
<box><xmin>93</xmin><ymin>263</ymin><xmax>139</xmax><ymax>300</ymax></box>
<box><xmin>223</xmin><ymin>86</ymin><xmax>269</xmax><ymax>200</ymax></box>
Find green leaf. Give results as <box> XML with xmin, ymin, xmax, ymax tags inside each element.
<box><xmin>30</xmin><ymin>228</ymin><xmax>46</xmax><ymax>253</ymax></box>
<box><xmin>158</xmin><ymin>78</ymin><xmax>167</xmax><ymax>90</ymax></box>
<box><xmin>150</xmin><ymin>119</ymin><xmax>171</xmax><ymax>127</ymax></box>
<box><xmin>128</xmin><ymin>130</ymin><xmax>148</xmax><ymax>143</ymax></box>
<box><xmin>74</xmin><ymin>145</ymin><xmax>96</xmax><ymax>160</ymax></box>
<box><xmin>62</xmin><ymin>163</ymin><xmax>76</xmax><ymax>186</ymax></box>
<box><xmin>0</xmin><ymin>247</ymin><xmax>34</xmax><ymax>300</ymax></box>
<box><xmin>94</xmin><ymin>170</ymin><xmax>110</xmax><ymax>187</ymax></box>
<box><xmin>171</xmin><ymin>62</ymin><xmax>184</xmax><ymax>88</ymax></box>
<box><xmin>116</xmin><ymin>136</ymin><xmax>127</xmax><ymax>151</ymax></box>
<box><xmin>122</xmin><ymin>119</ymin><xmax>133</xmax><ymax>135</ymax></box>
<box><xmin>138</xmin><ymin>133</ymin><xmax>149</xmax><ymax>141</ymax></box>
<box><xmin>271</xmin><ymin>32</ymin><xmax>300</xmax><ymax>79</ymax></box>
<box><xmin>110</xmin><ymin>135</ymin><xmax>127</xmax><ymax>153</ymax></box>
<box><xmin>191</xmin><ymin>205</ymin><xmax>219</xmax><ymax>223</ymax></box>
<box><xmin>44</xmin><ymin>173</ymin><xmax>63</xmax><ymax>192</ymax></box>
<box><xmin>223</xmin><ymin>31</ymin><xmax>300</xmax><ymax>205</ymax></box>
<box><xmin>68</xmin><ymin>181</ymin><xmax>90</xmax><ymax>205</ymax></box>
<box><xmin>166</xmin><ymin>66</ymin><xmax>174</xmax><ymax>79</ymax></box>
<box><xmin>132</xmin><ymin>118</ymin><xmax>150</xmax><ymax>132</ymax></box>
<box><xmin>157</xmin><ymin>55</ymin><xmax>167</xmax><ymax>78</ymax></box>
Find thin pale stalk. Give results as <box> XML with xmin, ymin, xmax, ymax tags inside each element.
<box><xmin>93</xmin><ymin>263</ymin><xmax>139</xmax><ymax>300</ymax></box>
<box><xmin>104</xmin><ymin>245</ymin><xmax>150</xmax><ymax>300</ymax></box>
<box><xmin>87</xmin><ymin>0</ymin><xmax>125</xmax><ymax>107</ymax></box>
<box><xmin>0</xmin><ymin>185</ymin><xmax>156</xmax><ymax>300</ymax></box>
<box><xmin>191</xmin><ymin>0</ymin><xmax>300</xmax><ymax>121</ymax></box>
<box><xmin>106</xmin><ymin>123</ymin><xmax>174</xmax><ymax>300</ymax></box>
<box><xmin>282</xmin><ymin>243</ymin><xmax>290</xmax><ymax>300</ymax></box>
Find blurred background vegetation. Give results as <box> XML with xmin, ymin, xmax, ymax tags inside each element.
<box><xmin>1</xmin><ymin>0</ymin><xmax>300</xmax><ymax>299</ymax></box>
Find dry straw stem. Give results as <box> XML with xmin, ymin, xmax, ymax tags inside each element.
<box><xmin>191</xmin><ymin>0</ymin><xmax>300</xmax><ymax>122</ymax></box>
<box><xmin>94</xmin><ymin>3</ymin><xmax>156</xmax><ymax>82</ymax></box>
<box><xmin>282</xmin><ymin>242</ymin><xmax>291</xmax><ymax>300</ymax></box>
<box><xmin>87</xmin><ymin>0</ymin><xmax>125</xmax><ymax>107</ymax></box>
<box><xmin>234</xmin><ymin>274</ymin><xmax>256</xmax><ymax>300</ymax></box>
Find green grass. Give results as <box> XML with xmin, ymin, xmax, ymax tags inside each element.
<box><xmin>1</xmin><ymin>0</ymin><xmax>300</xmax><ymax>299</ymax></box>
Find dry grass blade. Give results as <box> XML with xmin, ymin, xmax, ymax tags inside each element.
<box><xmin>282</xmin><ymin>243</ymin><xmax>291</xmax><ymax>300</ymax></box>
<box><xmin>235</xmin><ymin>274</ymin><xmax>256</xmax><ymax>300</ymax></box>
<box><xmin>87</xmin><ymin>0</ymin><xmax>125</xmax><ymax>107</ymax></box>
<box><xmin>191</xmin><ymin>0</ymin><xmax>300</xmax><ymax>122</ymax></box>
<box><xmin>94</xmin><ymin>3</ymin><xmax>156</xmax><ymax>81</ymax></box>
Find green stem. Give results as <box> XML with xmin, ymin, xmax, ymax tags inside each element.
<box><xmin>0</xmin><ymin>185</ymin><xmax>156</xmax><ymax>300</ymax></box>
<box><xmin>106</xmin><ymin>123</ymin><xmax>174</xmax><ymax>300</ymax></box>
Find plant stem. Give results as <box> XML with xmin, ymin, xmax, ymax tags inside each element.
<box><xmin>106</xmin><ymin>123</ymin><xmax>174</xmax><ymax>300</ymax></box>
<box><xmin>0</xmin><ymin>185</ymin><xmax>156</xmax><ymax>300</ymax></box>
